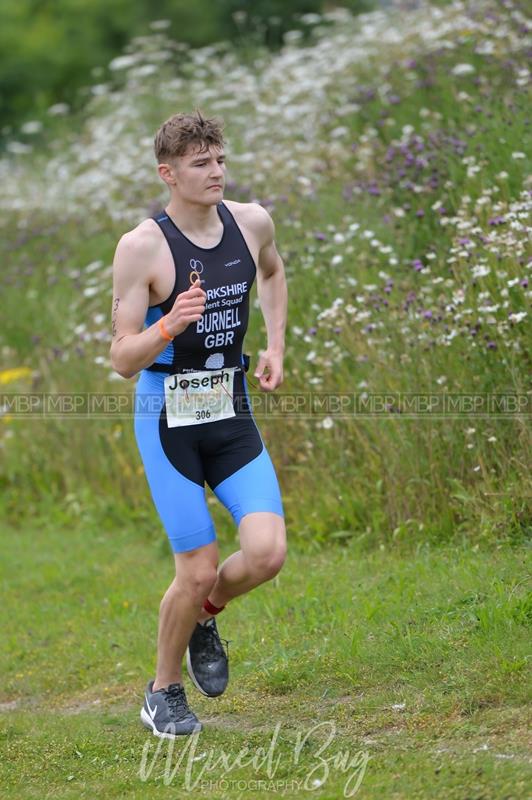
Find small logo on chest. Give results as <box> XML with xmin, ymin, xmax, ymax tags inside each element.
<box><xmin>224</xmin><ymin>259</ymin><xmax>241</xmax><ymax>267</ymax></box>
<box><xmin>189</xmin><ymin>258</ymin><xmax>205</xmax><ymax>285</ymax></box>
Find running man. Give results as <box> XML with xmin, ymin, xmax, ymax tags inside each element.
<box><xmin>110</xmin><ymin>111</ymin><xmax>287</xmax><ymax>737</ymax></box>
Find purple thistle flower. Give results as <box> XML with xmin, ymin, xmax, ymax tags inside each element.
<box><xmin>416</xmin><ymin>209</ymin><xmax>425</xmax><ymax>218</ymax></box>
<box><xmin>308</xmin><ymin>327</ymin><xmax>317</xmax><ymax>336</ymax></box>
<box><xmin>413</xmin><ymin>259</ymin><xmax>424</xmax><ymax>271</ymax></box>
<box><xmin>520</xmin><ymin>278</ymin><xmax>528</xmax><ymax>288</ymax></box>
<box><xmin>405</xmin><ymin>290</ymin><xmax>417</xmax><ymax>306</ymax></box>
<box><xmin>314</xmin><ymin>232</ymin><xmax>326</xmax><ymax>240</ymax></box>
<box><xmin>487</xmin><ymin>341</ymin><xmax>497</xmax><ymax>350</ymax></box>
<box><xmin>422</xmin><ymin>310</ymin><xmax>433</xmax><ymax>319</ymax></box>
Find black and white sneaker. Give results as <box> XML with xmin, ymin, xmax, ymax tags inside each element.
<box><xmin>140</xmin><ymin>679</ymin><xmax>202</xmax><ymax>737</ymax></box>
<box><xmin>186</xmin><ymin>617</ymin><xmax>229</xmax><ymax>697</ymax></box>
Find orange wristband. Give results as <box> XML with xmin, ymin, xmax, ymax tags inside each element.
<box><xmin>158</xmin><ymin>317</ymin><xmax>174</xmax><ymax>342</ymax></box>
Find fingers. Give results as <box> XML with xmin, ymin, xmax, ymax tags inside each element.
<box><xmin>175</xmin><ymin>284</ymin><xmax>206</xmax><ymax>312</ymax></box>
<box><xmin>179</xmin><ymin>295</ymin><xmax>206</xmax><ymax>310</ymax></box>
<box><xmin>178</xmin><ymin>278</ymin><xmax>206</xmax><ymax>299</ymax></box>
<box><xmin>184</xmin><ymin>285</ymin><xmax>206</xmax><ymax>299</ymax></box>
<box><xmin>254</xmin><ymin>357</ymin><xmax>266</xmax><ymax>379</ymax></box>
<box><xmin>256</xmin><ymin>371</ymin><xmax>283</xmax><ymax>392</ymax></box>
<box><xmin>254</xmin><ymin>354</ymin><xmax>283</xmax><ymax>391</ymax></box>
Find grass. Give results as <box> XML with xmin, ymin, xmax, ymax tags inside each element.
<box><xmin>1</xmin><ymin>0</ymin><xmax>530</xmax><ymax>547</ymax></box>
<box><xmin>1</xmin><ymin>514</ymin><xmax>530</xmax><ymax>799</ymax></box>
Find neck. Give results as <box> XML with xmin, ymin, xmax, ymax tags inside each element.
<box><xmin>165</xmin><ymin>196</ymin><xmax>222</xmax><ymax>235</ymax></box>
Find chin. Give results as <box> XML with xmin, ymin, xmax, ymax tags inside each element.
<box><xmin>204</xmin><ymin>192</ymin><xmax>223</xmax><ymax>205</ymax></box>
<box><xmin>191</xmin><ymin>197</ymin><xmax>217</xmax><ymax>207</ymax></box>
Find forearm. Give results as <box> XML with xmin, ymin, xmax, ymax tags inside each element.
<box><xmin>110</xmin><ymin>317</ymin><xmax>172</xmax><ymax>379</ymax></box>
<box><xmin>257</xmin><ymin>270</ymin><xmax>287</xmax><ymax>354</ymax></box>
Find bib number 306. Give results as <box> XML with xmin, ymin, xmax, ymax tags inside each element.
<box><xmin>164</xmin><ymin>367</ymin><xmax>237</xmax><ymax>428</ymax></box>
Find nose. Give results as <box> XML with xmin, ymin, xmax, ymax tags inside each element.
<box><xmin>210</xmin><ymin>161</ymin><xmax>224</xmax><ymax>180</ymax></box>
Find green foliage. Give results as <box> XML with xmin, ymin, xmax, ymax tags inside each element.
<box><xmin>0</xmin><ymin>0</ymin><xmax>529</xmax><ymax>548</ymax></box>
<box><xmin>0</xmin><ymin>0</ymin><xmax>372</xmax><ymax>137</ymax></box>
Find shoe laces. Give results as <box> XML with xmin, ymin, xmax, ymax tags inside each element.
<box><xmin>162</xmin><ymin>683</ymin><xmax>188</xmax><ymax>717</ymax></box>
<box><xmin>199</xmin><ymin>621</ymin><xmax>230</xmax><ymax>663</ymax></box>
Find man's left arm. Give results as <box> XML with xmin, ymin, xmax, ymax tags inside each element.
<box><xmin>253</xmin><ymin>208</ymin><xmax>287</xmax><ymax>392</ymax></box>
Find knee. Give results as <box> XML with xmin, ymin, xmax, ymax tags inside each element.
<box><xmin>248</xmin><ymin>542</ymin><xmax>287</xmax><ymax>582</ymax></box>
<box><xmin>177</xmin><ymin>563</ymin><xmax>218</xmax><ymax>601</ymax></box>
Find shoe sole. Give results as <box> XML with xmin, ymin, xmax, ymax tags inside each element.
<box><xmin>186</xmin><ymin>646</ymin><xmax>227</xmax><ymax>698</ymax></box>
<box><xmin>140</xmin><ymin>707</ymin><xmax>202</xmax><ymax>737</ymax></box>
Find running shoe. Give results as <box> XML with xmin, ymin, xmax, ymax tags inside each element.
<box><xmin>186</xmin><ymin>617</ymin><xmax>229</xmax><ymax>697</ymax></box>
<box><xmin>140</xmin><ymin>679</ymin><xmax>202</xmax><ymax>737</ymax></box>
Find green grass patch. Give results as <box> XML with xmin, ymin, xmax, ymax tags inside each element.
<box><xmin>1</xmin><ymin>516</ymin><xmax>530</xmax><ymax>798</ymax></box>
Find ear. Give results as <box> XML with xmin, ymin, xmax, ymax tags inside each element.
<box><xmin>157</xmin><ymin>162</ymin><xmax>177</xmax><ymax>186</ymax></box>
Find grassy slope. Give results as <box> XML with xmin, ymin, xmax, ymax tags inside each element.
<box><xmin>1</xmin><ymin>515</ymin><xmax>530</xmax><ymax>799</ymax></box>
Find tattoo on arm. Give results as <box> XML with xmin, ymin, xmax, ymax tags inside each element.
<box><xmin>112</xmin><ymin>297</ymin><xmax>120</xmax><ymax>338</ymax></box>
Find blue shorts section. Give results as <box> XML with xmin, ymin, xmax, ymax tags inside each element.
<box><xmin>213</xmin><ymin>445</ymin><xmax>284</xmax><ymax>527</ymax></box>
<box><xmin>134</xmin><ymin>369</ymin><xmax>284</xmax><ymax>553</ymax></box>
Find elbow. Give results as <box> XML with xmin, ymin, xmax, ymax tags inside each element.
<box><xmin>117</xmin><ymin>369</ymin><xmax>137</xmax><ymax>381</ymax></box>
<box><xmin>112</xmin><ymin>362</ymin><xmax>136</xmax><ymax>380</ymax></box>
<box><xmin>109</xmin><ymin>344</ymin><xmax>136</xmax><ymax>380</ymax></box>
<box><xmin>113</xmin><ymin>364</ymin><xmax>137</xmax><ymax>380</ymax></box>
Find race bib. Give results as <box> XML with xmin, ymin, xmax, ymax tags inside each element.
<box><xmin>164</xmin><ymin>367</ymin><xmax>237</xmax><ymax>428</ymax></box>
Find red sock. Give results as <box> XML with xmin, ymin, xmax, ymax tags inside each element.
<box><xmin>203</xmin><ymin>597</ymin><xmax>225</xmax><ymax>616</ymax></box>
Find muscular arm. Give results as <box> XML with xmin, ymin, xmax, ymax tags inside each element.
<box><xmin>109</xmin><ymin>231</ymin><xmax>171</xmax><ymax>379</ymax></box>
<box><xmin>253</xmin><ymin>207</ymin><xmax>287</xmax><ymax>390</ymax></box>
<box><xmin>109</xmin><ymin>227</ymin><xmax>206</xmax><ymax>379</ymax></box>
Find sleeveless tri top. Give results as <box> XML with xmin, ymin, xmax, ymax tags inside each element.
<box><xmin>144</xmin><ymin>202</ymin><xmax>256</xmax><ymax>375</ymax></box>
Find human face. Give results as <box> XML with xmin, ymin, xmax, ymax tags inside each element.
<box><xmin>172</xmin><ymin>144</ymin><xmax>226</xmax><ymax>205</ymax></box>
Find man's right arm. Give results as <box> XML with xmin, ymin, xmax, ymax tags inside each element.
<box><xmin>109</xmin><ymin>229</ymin><xmax>206</xmax><ymax>379</ymax></box>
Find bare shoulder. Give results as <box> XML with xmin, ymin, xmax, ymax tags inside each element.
<box><xmin>223</xmin><ymin>199</ymin><xmax>274</xmax><ymax>245</ymax></box>
<box><xmin>114</xmin><ymin>218</ymin><xmax>162</xmax><ymax>264</ymax></box>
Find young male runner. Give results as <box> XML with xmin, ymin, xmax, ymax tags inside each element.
<box><xmin>110</xmin><ymin>111</ymin><xmax>287</xmax><ymax>737</ymax></box>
